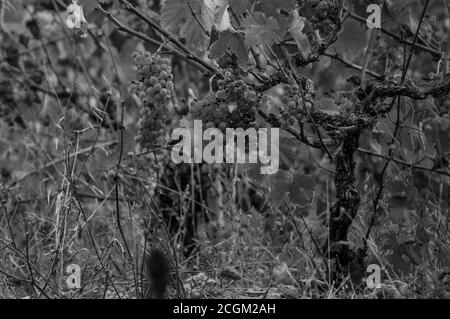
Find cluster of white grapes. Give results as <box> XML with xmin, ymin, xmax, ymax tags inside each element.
<box><xmin>276</xmin><ymin>82</ymin><xmax>316</xmax><ymax>125</ymax></box>
<box><xmin>130</xmin><ymin>51</ymin><xmax>174</xmax><ymax>149</ymax></box>
<box><xmin>308</xmin><ymin>0</ymin><xmax>338</xmax><ymax>35</ymax></box>
<box><xmin>190</xmin><ymin>71</ymin><xmax>259</xmax><ymax>132</ymax></box>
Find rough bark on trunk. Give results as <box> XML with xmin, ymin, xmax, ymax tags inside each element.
<box><xmin>327</xmin><ymin>133</ymin><xmax>361</xmax><ymax>269</ymax></box>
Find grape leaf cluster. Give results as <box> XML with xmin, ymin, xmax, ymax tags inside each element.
<box><xmin>131</xmin><ymin>51</ymin><xmax>174</xmax><ymax>149</ymax></box>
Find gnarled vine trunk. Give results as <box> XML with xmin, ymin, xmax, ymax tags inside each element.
<box><xmin>327</xmin><ymin>133</ymin><xmax>361</xmax><ymax>270</ymax></box>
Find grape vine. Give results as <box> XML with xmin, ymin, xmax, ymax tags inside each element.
<box><xmin>0</xmin><ymin>0</ymin><xmax>449</xmax><ymax>299</ymax></box>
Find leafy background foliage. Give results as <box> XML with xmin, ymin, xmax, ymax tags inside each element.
<box><xmin>0</xmin><ymin>0</ymin><xmax>449</xmax><ymax>299</ymax></box>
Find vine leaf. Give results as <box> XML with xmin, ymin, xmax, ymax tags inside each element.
<box><xmin>381</xmin><ymin>219</ymin><xmax>424</xmax><ymax>275</ymax></box>
<box><xmin>243</xmin><ymin>12</ymin><xmax>281</xmax><ymax>48</ymax></box>
<box><xmin>80</xmin><ymin>0</ymin><xmax>97</xmax><ymax>16</ymax></box>
<box><xmin>256</xmin><ymin>0</ymin><xmax>296</xmax><ymax>18</ymax></box>
<box><xmin>213</xmin><ymin>0</ymin><xmax>232</xmax><ymax>31</ymax></box>
<box><xmin>329</xmin><ymin>19</ymin><xmax>367</xmax><ymax>62</ymax></box>
<box><xmin>0</xmin><ymin>0</ymin><xmax>27</xmax><ymax>34</ymax></box>
<box><xmin>160</xmin><ymin>0</ymin><xmax>232</xmax><ymax>50</ymax></box>
<box><xmin>262</xmin><ymin>170</ymin><xmax>291</xmax><ymax>208</ymax></box>
<box><xmin>415</xmin><ymin>223</ymin><xmax>430</xmax><ymax>244</ymax></box>
<box><xmin>85</xmin><ymin>11</ymin><xmax>105</xmax><ymax>25</ymax></box>
<box><xmin>288</xmin><ymin>12</ymin><xmax>310</xmax><ymax>60</ymax></box>
<box><xmin>250</xmin><ymin>170</ymin><xmax>315</xmax><ymax>209</ymax></box>
<box><xmin>210</xmin><ymin>30</ymin><xmax>249</xmax><ymax>66</ymax></box>
<box><xmin>161</xmin><ymin>0</ymin><xmax>215</xmax><ymax>50</ymax></box>
<box><xmin>278</xmin><ymin>137</ymin><xmax>299</xmax><ymax>168</ymax></box>
<box><xmin>84</xmin><ymin>0</ymin><xmax>109</xmax><ymax>25</ymax></box>
<box><xmin>387</xmin><ymin>0</ymin><xmax>435</xmax><ymax>44</ymax></box>
<box><xmin>288</xmin><ymin>173</ymin><xmax>314</xmax><ymax>207</ymax></box>
<box><xmin>423</xmin><ymin>117</ymin><xmax>450</xmax><ymax>154</ymax></box>
<box><xmin>230</xmin><ymin>0</ymin><xmax>251</xmax><ymax>16</ymax></box>
<box><xmin>241</xmin><ymin>163</ymin><xmax>265</xmax><ymax>184</ymax></box>
<box><xmin>397</xmin><ymin>6</ymin><xmax>419</xmax><ymax>35</ymax></box>
<box><xmin>386</xmin><ymin>0</ymin><xmax>421</xmax><ymax>34</ymax></box>
<box><xmin>315</xmin><ymin>98</ymin><xmax>339</xmax><ymax>115</ymax></box>
<box><xmin>386</xmin><ymin>0</ymin><xmax>412</xmax><ymax>14</ymax></box>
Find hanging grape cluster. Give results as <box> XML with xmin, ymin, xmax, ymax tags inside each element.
<box><xmin>435</xmin><ymin>94</ymin><xmax>450</xmax><ymax>118</ymax></box>
<box><xmin>131</xmin><ymin>51</ymin><xmax>174</xmax><ymax>149</ymax></box>
<box><xmin>190</xmin><ymin>71</ymin><xmax>258</xmax><ymax>132</ymax></box>
<box><xmin>277</xmin><ymin>82</ymin><xmax>315</xmax><ymax>124</ymax></box>
<box><xmin>308</xmin><ymin>0</ymin><xmax>339</xmax><ymax>36</ymax></box>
